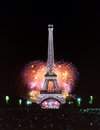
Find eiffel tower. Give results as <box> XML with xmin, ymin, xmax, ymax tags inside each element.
<box><xmin>36</xmin><ymin>24</ymin><xmax>66</xmax><ymax>107</ymax></box>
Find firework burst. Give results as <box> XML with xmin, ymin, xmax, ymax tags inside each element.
<box><xmin>17</xmin><ymin>60</ymin><xmax>79</xmax><ymax>102</ymax></box>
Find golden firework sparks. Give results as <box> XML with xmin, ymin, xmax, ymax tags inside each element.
<box><xmin>18</xmin><ymin>60</ymin><xmax>78</xmax><ymax>102</ymax></box>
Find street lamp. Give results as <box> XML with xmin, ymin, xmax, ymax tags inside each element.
<box><xmin>89</xmin><ymin>96</ymin><xmax>93</xmax><ymax>104</ymax></box>
<box><xmin>26</xmin><ymin>101</ymin><xmax>32</xmax><ymax>107</ymax></box>
<box><xmin>77</xmin><ymin>98</ymin><xmax>81</xmax><ymax>107</ymax></box>
<box><xmin>6</xmin><ymin>96</ymin><xmax>9</xmax><ymax>104</ymax></box>
<box><xmin>19</xmin><ymin>99</ymin><xmax>22</xmax><ymax>105</ymax></box>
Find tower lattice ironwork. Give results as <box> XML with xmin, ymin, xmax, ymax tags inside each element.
<box><xmin>36</xmin><ymin>24</ymin><xmax>66</xmax><ymax>106</ymax></box>
<box><xmin>42</xmin><ymin>24</ymin><xmax>60</xmax><ymax>91</ymax></box>
<box><xmin>47</xmin><ymin>24</ymin><xmax>55</xmax><ymax>74</ymax></box>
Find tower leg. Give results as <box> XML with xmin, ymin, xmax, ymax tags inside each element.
<box><xmin>53</xmin><ymin>79</ymin><xmax>60</xmax><ymax>91</ymax></box>
<box><xmin>42</xmin><ymin>79</ymin><xmax>49</xmax><ymax>91</ymax></box>
<box><xmin>42</xmin><ymin>78</ymin><xmax>60</xmax><ymax>91</ymax></box>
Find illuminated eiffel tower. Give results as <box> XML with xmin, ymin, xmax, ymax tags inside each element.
<box><xmin>36</xmin><ymin>24</ymin><xmax>66</xmax><ymax>107</ymax></box>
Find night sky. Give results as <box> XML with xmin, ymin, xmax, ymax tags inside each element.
<box><xmin>0</xmin><ymin>0</ymin><xmax>99</xmax><ymax>97</ymax></box>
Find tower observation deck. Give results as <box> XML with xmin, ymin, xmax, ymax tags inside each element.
<box><xmin>36</xmin><ymin>24</ymin><xmax>66</xmax><ymax>108</ymax></box>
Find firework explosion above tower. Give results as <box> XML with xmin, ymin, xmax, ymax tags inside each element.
<box><xmin>36</xmin><ymin>24</ymin><xmax>66</xmax><ymax>108</ymax></box>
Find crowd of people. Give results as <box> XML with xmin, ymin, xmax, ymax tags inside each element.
<box><xmin>0</xmin><ymin>108</ymin><xmax>100</xmax><ymax>130</ymax></box>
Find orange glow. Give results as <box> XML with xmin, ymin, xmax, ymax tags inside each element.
<box><xmin>17</xmin><ymin>60</ymin><xmax>78</xmax><ymax>102</ymax></box>
<box><xmin>48</xmin><ymin>81</ymin><xmax>54</xmax><ymax>92</ymax></box>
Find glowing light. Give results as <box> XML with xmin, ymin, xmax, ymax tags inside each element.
<box><xmin>77</xmin><ymin>98</ymin><xmax>81</xmax><ymax>102</ymax></box>
<box><xmin>6</xmin><ymin>96</ymin><xmax>9</xmax><ymax>100</ymax></box>
<box><xmin>6</xmin><ymin>96</ymin><xmax>9</xmax><ymax>104</ymax></box>
<box><xmin>89</xmin><ymin>96</ymin><xmax>93</xmax><ymax>104</ymax></box>
<box><xmin>27</xmin><ymin>101</ymin><xmax>30</xmax><ymax>104</ymax></box>
<box><xmin>19</xmin><ymin>99</ymin><xmax>22</xmax><ymax>105</ymax></box>
<box><xmin>77</xmin><ymin>98</ymin><xmax>81</xmax><ymax>107</ymax></box>
<box><xmin>17</xmin><ymin>60</ymin><xmax>79</xmax><ymax>102</ymax></box>
<box><xmin>42</xmin><ymin>99</ymin><xmax>60</xmax><ymax>109</ymax></box>
<box><xmin>26</xmin><ymin>100</ymin><xmax>32</xmax><ymax>106</ymax></box>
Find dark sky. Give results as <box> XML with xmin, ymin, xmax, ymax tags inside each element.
<box><xmin>0</xmin><ymin>0</ymin><xmax>99</xmax><ymax>97</ymax></box>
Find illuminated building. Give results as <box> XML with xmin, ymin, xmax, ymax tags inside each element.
<box><xmin>36</xmin><ymin>24</ymin><xmax>66</xmax><ymax>108</ymax></box>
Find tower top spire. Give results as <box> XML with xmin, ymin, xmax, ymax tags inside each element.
<box><xmin>46</xmin><ymin>24</ymin><xmax>55</xmax><ymax>74</ymax></box>
<box><xmin>48</xmin><ymin>24</ymin><xmax>53</xmax><ymax>28</ymax></box>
